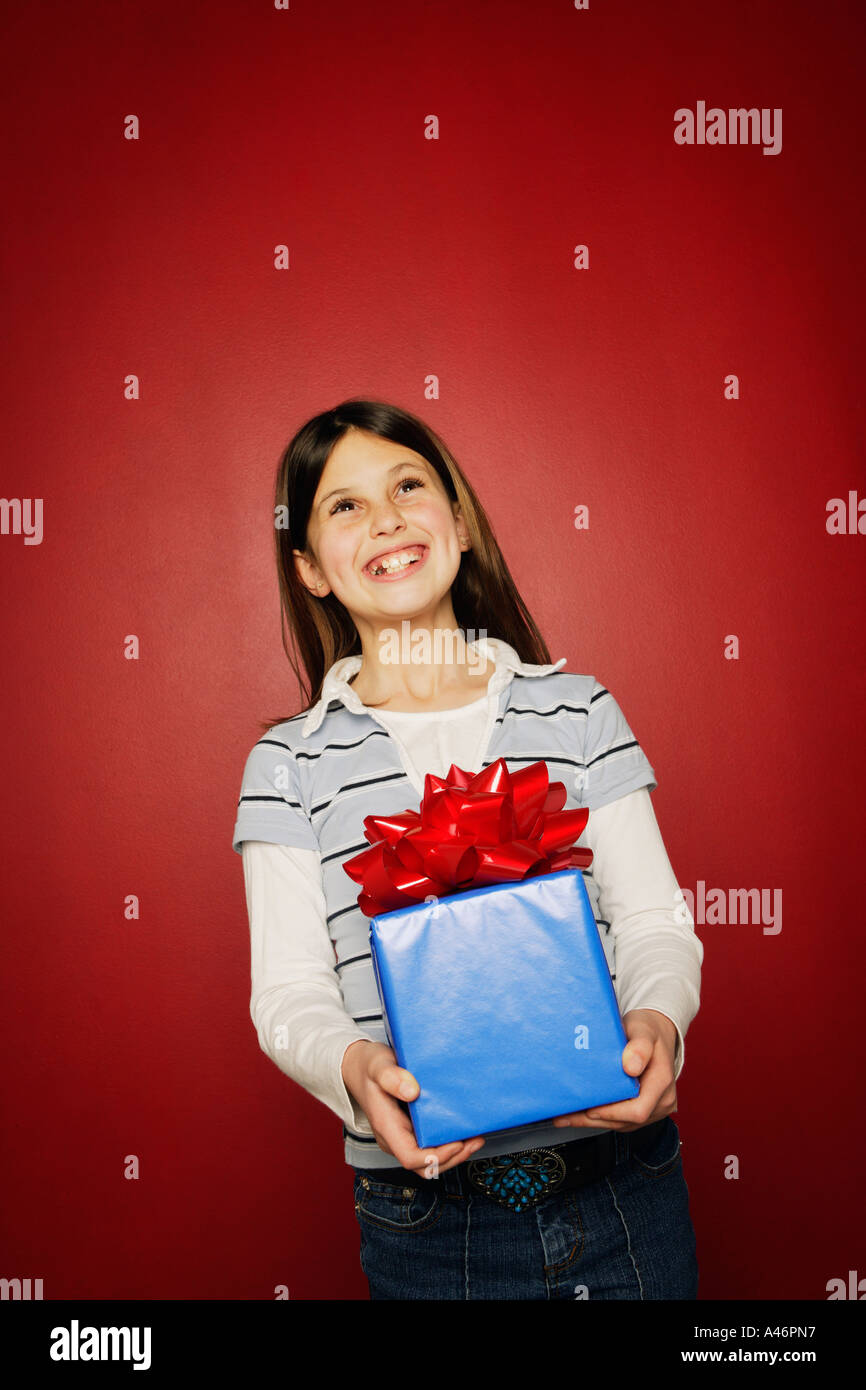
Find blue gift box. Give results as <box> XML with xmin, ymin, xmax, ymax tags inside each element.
<box><xmin>368</xmin><ymin>866</ymin><xmax>640</xmax><ymax>1148</ymax></box>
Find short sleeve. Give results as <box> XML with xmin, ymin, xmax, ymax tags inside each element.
<box><xmin>582</xmin><ymin>678</ymin><xmax>657</xmax><ymax>810</ymax></box>
<box><xmin>232</xmin><ymin>735</ymin><xmax>319</xmax><ymax>854</ymax></box>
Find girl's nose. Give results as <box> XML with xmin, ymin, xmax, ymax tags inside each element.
<box><xmin>368</xmin><ymin>501</ymin><xmax>405</xmax><ymax>531</ymax></box>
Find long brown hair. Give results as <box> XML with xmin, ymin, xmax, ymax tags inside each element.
<box><xmin>260</xmin><ymin>398</ymin><xmax>552</xmax><ymax>733</ymax></box>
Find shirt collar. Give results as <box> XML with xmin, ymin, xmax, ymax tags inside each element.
<box><xmin>300</xmin><ymin>636</ymin><xmax>566</xmax><ymax>737</ymax></box>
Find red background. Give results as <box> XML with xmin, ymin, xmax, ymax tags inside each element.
<box><xmin>1</xmin><ymin>0</ymin><xmax>864</xmax><ymax>1300</ymax></box>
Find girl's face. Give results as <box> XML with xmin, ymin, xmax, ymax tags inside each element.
<box><xmin>295</xmin><ymin>429</ymin><xmax>470</xmax><ymax>633</ymax></box>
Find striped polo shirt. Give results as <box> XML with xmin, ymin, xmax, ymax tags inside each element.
<box><xmin>232</xmin><ymin>638</ymin><xmax>658</xmax><ymax>1168</ymax></box>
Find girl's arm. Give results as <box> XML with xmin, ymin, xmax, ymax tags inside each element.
<box><xmin>241</xmin><ymin>838</ymin><xmax>379</xmax><ymax>1135</ymax></box>
<box><xmin>583</xmin><ymin>785</ymin><xmax>704</xmax><ymax>1078</ymax></box>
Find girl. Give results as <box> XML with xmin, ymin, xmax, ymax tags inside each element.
<box><xmin>232</xmin><ymin>398</ymin><xmax>703</xmax><ymax>1300</ymax></box>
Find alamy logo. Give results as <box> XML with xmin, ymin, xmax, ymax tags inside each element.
<box><xmin>0</xmin><ymin>1277</ymin><xmax>43</xmax><ymax>1299</ymax></box>
<box><xmin>0</xmin><ymin>497</ymin><xmax>43</xmax><ymax>544</ymax></box>
<box><xmin>826</xmin><ymin>1270</ymin><xmax>866</xmax><ymax>1300</ymax></box>
<box><xmin>49</xmin><ymin>1320</ymin><xmax>152</xmax><ymax>1371</ymax></box>
<box><xmin>674</xmin><ymin>102</ymin><xmax>782</xmax><ymax>156</ymax></box>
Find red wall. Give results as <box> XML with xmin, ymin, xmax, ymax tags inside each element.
<box><xmin>1</xmin><ymin>0</ymin><xmax>863</xmax><ymax>1300</ymax></box>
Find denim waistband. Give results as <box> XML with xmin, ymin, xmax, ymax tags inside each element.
<box><xmin>355</xmin><ymin>1117</ymin><xmax>670</xmax><ymax>1194</ymax></box>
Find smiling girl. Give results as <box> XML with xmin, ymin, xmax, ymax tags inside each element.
<box><xmin>232</xmin><ymin>398</ymin><xmax>703</xmax><ymax>1300</ymax></box>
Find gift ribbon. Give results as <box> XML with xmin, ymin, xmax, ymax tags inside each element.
<box><xmin>343</xmin><ymin>758</ymin><xmax>593</xmax><ymax>917</ymax></box>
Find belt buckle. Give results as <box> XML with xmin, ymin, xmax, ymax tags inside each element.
<box><xmin>466</xmin><ymin>1147</ymin><xmax>567</xmax><ymax>1213</ymax></box>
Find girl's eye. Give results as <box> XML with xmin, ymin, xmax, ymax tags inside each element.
<box><xmin>329</xmin><ymin>475</ymin><xmax>424</xmax><ymax>515</ymax></box>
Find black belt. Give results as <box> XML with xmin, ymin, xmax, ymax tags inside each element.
<box><xmin>363</xmin><ymin>1119</ymin><xmax>666</xmax><ymax>1213</ymax></box>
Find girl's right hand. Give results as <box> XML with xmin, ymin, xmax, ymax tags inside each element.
<box><xmin>341</xmin><ymin>1039</ymin><xmax>485</xmax><ymax>1178</ymax></box>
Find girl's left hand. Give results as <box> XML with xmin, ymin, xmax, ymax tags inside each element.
<box><xmin>550</xmin><ymin>1008</ymin><xmax>678</xmax><ymax>1133</ymax></box>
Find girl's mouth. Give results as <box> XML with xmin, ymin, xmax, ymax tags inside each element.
<box><xmin>363</xmin><ymin>544</ymin><xmax>429</xmax><ymax>582</ymax></box>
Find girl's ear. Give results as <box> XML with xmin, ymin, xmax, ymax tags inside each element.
<box><xmin>452</xmin><ymin>505</ymin><xmax>471</xmax><ymax>551</ymax></box>
<box><xmin>293</xmin><ymin>548</ymin><xmax>328</xmax><ymax>597</ymax></box>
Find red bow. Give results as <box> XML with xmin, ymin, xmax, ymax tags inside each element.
<box><xmin>343</xmin><ymin>758</ymin><xmax>593</xmax><ymax>917</ymax></box>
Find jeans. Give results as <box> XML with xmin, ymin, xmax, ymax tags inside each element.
<box><xmin>352</xmin><ymin>1115</ymin><xmax>698</xmax><ymax>1299</ymax></box>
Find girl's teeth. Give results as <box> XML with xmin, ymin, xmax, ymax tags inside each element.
<box><xmin>370</xmin><ymin>549</ymin><xmax>423</xmax><ymax>575</ymax></box>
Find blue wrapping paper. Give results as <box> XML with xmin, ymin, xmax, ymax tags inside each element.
<box><xmin>368</xmin><ymin>867</ymin><xmax>640</xmax><ymax>1148</ymax></box>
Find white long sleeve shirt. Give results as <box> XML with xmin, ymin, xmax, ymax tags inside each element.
<box><xmin>238</xmin><ymin>660</ymin><xmax>703</xmax><ymax>1162</ymax></box>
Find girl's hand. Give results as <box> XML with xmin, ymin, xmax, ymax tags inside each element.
<box><xmin>341</xmin><ymin>1040</ymin><xmax>485</xmax><ymax>1178</ymax></box>
<box><xmin>550</xmin><ymin>1008</ymin><xmax>679</xmax><ymax>1133</ymax></box>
